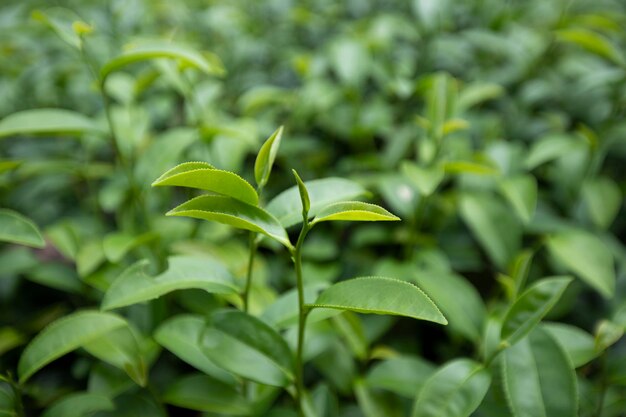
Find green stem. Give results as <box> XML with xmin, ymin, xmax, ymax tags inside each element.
<box><xmin>292</xmin><ymin>220</ymin><xmax>311</xmax><ymax>416</ymax></box>
<box><xmin>243</xmin><ymin>232</ymin><xmax>258</xmax><ymax>312</ymax></box>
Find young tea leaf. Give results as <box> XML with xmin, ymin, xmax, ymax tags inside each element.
<box><xmin>102</xmin><ymin>256</ymin><xmax>238</xmax><ymax>310</ymax></box>
<box><xmin>166</xmin><ymin>195</ymin><xmax>291</xmax><ymax>248</ymax></box>
<box><xmin>0</xmin><ymin>209</ymin><xmax>45</xmax><ymax>248</ymax></box>
<box><xmin>152</xmin><ymin>162</ymin><xmax>259</xmax><ymax>205</ymax></box>
<box><xmin>255</xmin><ymin>126</ymin><xmax>284</xmax><ymax>188</ymax></box>
<box><xmin>306</xmin><ymin>277</ymin><xmax>447</xmax><ymax>325</ymax></box>
<box><xmin>311</xmin><ymin>201</ymin><xmax>400</xmax><ymax>225</ymax></box>
<box><xmin>292</xmin><ymin>169</ymin><xmax>311</xmax><ymax>215</ymax></box>
<box><xmin>411</xmin><ymin>358</ymin><xmax>491</xmax><ymax>417</ymax></box>
<box><xmin>500</xmin><ymin>276</ymin><xmax>573</xmax><ymax>346</ymax></box>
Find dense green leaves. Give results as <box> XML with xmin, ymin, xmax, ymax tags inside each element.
<box><xmin>255</xmin><ymin>126</ymin><xmax>283</xmax><ymax>188</ymax></box>
<box><xmin>311</xmin><ymin>201</ymin><xmax>400</xmax><ymax>224</ymax></box>
<box><xmin>366</xmin><ymin>356</ymin><xmax>435</xmax><ymax>397</ymax></box>
<box><xmin>163</xmin><ymin>374</ymin><xmax>250</xmax><ymax>414</ymax></box>
<box><xmin>102</xmin><ymin>256</ymin><xmax>238</xmax><ymax>310</ymax></box>
<box><xmin>411</xmin><ymin>359</ymin><xmax>491</xmax><ymax>417</ymax></box>
<box><xmin>18</xmin><ymin>311</ymin><xmax>129</xmax><ymax>383</ymax></box>
<box><xmin>498</xmin><ymin>175</ymin><xmax>537</xmax><ymax>224</ymax></box>
<box><xmin>306</xmin><ymin>277</ymin><xmax>447</xmax><ymax>324</ymax></box>
<box><xmin>581</xmin><ymin>177</ymin><xmax>621</xmax><ymax>229</ymax></box>
<box><xmin>166</xmin><ymin>195</ymin><xmax>291</xmax><ymax>247</ymax></box>
<box><xmin>401</xmin><ymin>161</ymin><xmax>445</xmax><ymax>196</ymax></box>
<box><xmin>501</xmin><ymin>276</ymin><xmax>572</xmax><ymax>346</ymax></box>
<box><xmin>502</xmin><ymin>328</ymin><xmax>578</xmax><ymax>417</ymax></box>
<box><xmin>0</xmin><ymin>209</ymin><xmax>45</xmax><ymax>248</ymax></box>
<box><xmin>0</xmin><ymin>109</ymin><xmax>103</xmax><ymax>138</ymax></box>
<box><xmin>152</xmin><ymin>162</ymin><xmax>259</xmax><ymax>205</ymax></box>
<box><xmin>547</xmin><ymin>230</ymin><xmax>615</xmax><ymax>297</ymax></box>
<box><xmin>266</xmin><ymin>178</ymin><xmax>368</xmax><ymax>228</ymax></box>
<box><xmin>41</xmin><ymin>392</ymin><xmax>114</xmax><ymax>417</ymax></box>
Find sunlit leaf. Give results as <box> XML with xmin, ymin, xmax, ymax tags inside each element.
<box><xmin>311</xmin><ymin>201</ymin><xmax>400</xmax><ymax>224</ymax></box>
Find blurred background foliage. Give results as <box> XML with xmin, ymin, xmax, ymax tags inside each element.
<box><xmin>1</xmin><ymin>0</ymin><xmax>626</xmax><ymax>415</ymax></box>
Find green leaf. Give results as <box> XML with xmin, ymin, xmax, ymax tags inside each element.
<box><xmin>100</xmin><ymin>42</ymin><xmax>225</xmax><ymax>81</ymax></box>
<box><xmin>525</xmin><ymin>134</ymin><xmax>585</xmax><ymax>170</ymax></box>
<box><xmin>547</xmin><ymin>230</ymin><xmax>615</xmax><ymax>298</ymax></box>
<box><xmin>501</xmin><ymin>276</ymin><xmax>573</xmax><ymax>346</ymax></box>
<box><xmin>401</xmin><ymin>161</ymin><xmax>445</xmax><ymax>196</ymax></box>
<box><xmin>167</xmin><ymin>195</ymin><xmax>291</xmax><ymax>248</ymax></box>
<box><xmin>102</xmin><ymin>256</ymin><xmax>238</xmax><ymax>310</ymax></box>
<box><xmin>556</xmin><ymin>28</ymin><xmax>625</xmax><ymax>66</ymax></box>
<box><xmin>266</xmin><ymin>178</ymin><xmax>368</xmax><ymax>228</ymax></box>
<box><xmin>0</xmin><ymin>209</ymin><xmax>45</xmax><ymax>248</ymax></box>
<box><xmin>459</xmin><ymin>193</ymin><xmax>522</xmax><ymax>269</ymax></box>
<box><xmin>261</xmin><ymin>283</ymin><xmax>334</xmax><ymax>328</ymax></box>
<box><xmin>498</xmin><ymin>175</ymin><xmax>537</xmax><ymax>224</ymax></box>
<box><xmin>411</xmin><ymin>358</ymin><xmax>491</xmax><ymax>417</ymax></box>
<box><xmin>311</xmin><ymin>201</ymin><xmax>400</xmax><ymax>224</ymax></box>
<box><xmin>163</xmin><ymin>374</ymin><xmax>250</xmax><ymax>415</ymax></box>
<box><xmin>366</xmin><ymin>355</ymin><xmax>435</xmax><ymax>398</ymax></box>
<box><xmin>152</xmin><ymin>162</ymin><xmax>259</xmax><ymax>205</ymax></box>
<box><xmin>41</xmin><ymin>392</ymin><xmax>114</xmax><ymax>417</ymax></box>
<box><xmin>354</xmin><ymin>378</ymin><xmax>404</xmax><ymax>417</ymax></box>
<box><xmin>543</xmin><ymin>322</ymin><xmax>597</xmax><ymax>367</ymax></box>
<box><xmin>594</xmin><ymin>319</ymin><xmax>624</xmax><ymax>352</ymax></box>
<box><xmin>332</xmin><ymin>312</ymin><xmax>368</xmax><ymax>360</ymax></box>
<box><xmin>444</xmin><ymin>161</ymin><xmax>499</xmax><ymax>176</ymax></box>
<box><xmin>0</xmin><ymin>327</ymin><xmax>25</xmax><ymax>356</ymax></box>
<box><xmin>413</xmin><ymin>271</ymin><xmax>486</xmax><ymax>342</ymax></box>
<box><xmin>18</xmin><ymin>311</ymin><xmax>128</xmax><ymax>383</ymax></box>
<box><xmin>306</xmin><ymin>277</ymin><xmax>447</xmax><ymax>325</ymax></box>
<box><xmin>292</xmin><ymin>169</ymin><xmax>311</xmax><ymax>215</ymax></box>
<box><xmin>0</xmin><ymin>160</ymin><xmax>22</xmax><ymax>174</ymax></box>
<box><xmin>154</xmin><ymin>315</ymin><xmax>238</xmax><ymax>385</ymax></box>
<box><xmin>457</xmin><ymin>82</ymin><xmax>504</xmax><ymax>111</ymax></box>
<box><xmin>103</xmin><ymin>232</ymin><xmax>158</xmax><ymax>263</ymax></box>
<box><xmin>0</xmin><ymin>109</ymin><xmax>103</xmax><ymax>138</ymax></box>
<box><xmin>582</xmin><ymin>177</ymin><xmax>622</xmax><ymax>229</ymax></box>
<box><xmin>502</xmin><ymin>327</ymin><xmax>578</xmax><ymax>417</ymax></box>
<box><xmin>255</xmin><ymin>126</ymin><xmax>283</xmax><ymax>188</ymax></box>
<box><xmin>510</xmin><ymin>249</ymin><xmax>534</xmax><ymax>297</ymax></box>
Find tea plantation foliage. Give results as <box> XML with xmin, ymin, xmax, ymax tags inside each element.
<box><xmin>1</xmin><ymin>0</ymin><xmax>626</xmax><ymax>416</ymax></box>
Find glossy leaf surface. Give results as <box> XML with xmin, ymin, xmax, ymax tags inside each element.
<box><xmin>255</xmin><ymin>126</ymin><xmax>283</xmax><ymax>188</ymax></box>
<box><xmin>312</xmin><ymin>201</ymin><xmax>400</xmax><ymax>224</ymax></box>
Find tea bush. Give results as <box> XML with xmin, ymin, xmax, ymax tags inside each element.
<box><xmin>1</xmin><ymin>0</ymin><xmax>625</xmax><ymax>416</ymax></box>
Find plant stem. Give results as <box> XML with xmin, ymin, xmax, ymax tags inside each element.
<box><xmin>292</xmin><ymin>220</ymin><xmax>311</xmax><ymax>416</ymax></box>
<box><xmin>243</xmin><ymin>232</ymin><xmax>258</xmax><ymax>312</ymax></box>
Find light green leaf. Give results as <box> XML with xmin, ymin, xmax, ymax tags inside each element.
<box><xmin>411</xmin><ymin>358</ymin><xmax>491</xmax><ymax>417</ymax></box>
<box><xmin>354</xmin><ymin>378</ymin><xmax>403</xmax><ymax>417</ymax></box>
<box><xmin>261</xmin><ymin>283</ymin><xmax>334</xmax><ymax>329</ymax></box>
<box><xmin>101</xmin><ymin>43</ymin><xmax>225</xmax><ymax>81</ymax></box>
<box><xmin>41</xmin><ymin>392</ymin><xmax>114</xmax><ymax>417</ymax></box>
<box><xmin>582</xmin><ymin>177</ymin><xmax>621</xmax><ymax>229</ymax></box>
<box><xmin>556</xmin><ymin>28</ymin><xmax>625</xmax><ymax>65</ymax></box>
<box><xmin>444</xmin><ymin>161</ymin><xmax>499</xmax><ymax>176</ymax></box>
<box><xmin>255</xmin><ymin>126</ymin><xmax>283</xmax><ymax>188</ymax></box>
<box><xmin>413</xmin><ymin>271</ymin><xmax>486</xmax><ymax>342</ymax></box>
<box><xmin>76</xmin><ymin>240</ymin><xmax>106</xmax><ymax>278</ymax></box>
<box><xmin>0</xmin><ymin>160</ymin><xmax>22</xmax><ymax>174</ymax></box>
<box><xmin>0</xmin><ymin>109</ymin><xmax>103</xmax><ymax>138</ymax></box>
<box><xmin>459</xmin><ymin>193</ymin><xmax>522</xmax><ymax>269</ymax></box>
<box><xmin>0</xmin><ymin>209</ymin><xmax>45</xmax><ymax>248</ymax></box>
<box><xmin>152</xmin><ymin>162</ymin><xmax>258</xmax><ymax>205</ymax></box>
<box><xmin>594</xmin><ymin>319</ymin><xmax>624</xmax><ymax>352</ymax></box>
<box><xmin>525</xmin><ymin>134</ymin><xmax>585</xmax><ymax>170</ymax></box>
<box><xmin>366</xmin><ymin>355</ymin><xmax>435</xmax><ymax>398</ymax></box>
<box><xmin>332</xmin><ymin>312</ymin><xmax>368</xmax><ymax>360</ymax></box>
<box><xmin>266</xmin><ymin>178</ymin><xmax>368</xmax><ymax>228</ymax></box>
<box><xmin>501</xmin><ymin>276</ymin><xmax>573</xmax><ymax>346</ymax></box>
<box><xmin>102</xmin><ymin>256</ymin><xmax>238</xmax><ymax>310</ymax></box>
<box><xmin>510</xmin><ymin>249</ymin><xmax>534</xmax><ymax>296</ymax></box>
<box><xmin>163</xmin><ymin>374</ymin><xmax>250</xmax><ymax>415</ymax></box>
<box><xmin>18</xmin><ymin>311</ymin><xmax>128</xmax><ymax>383</ymax></box>
<box><xmin>167</xmin><ymin>195</ymin><xmax>291</xmax><ymax>248</ymax></box>
<box><xmin>311</xmin><ymin>201</ymin><xmax>400</xmax><ymax>225</ymax></box>
<box><xmin>457</xmin><ymin>82</ymin><xmax>504</xmax><ymax>111</ymax></box>
<box><xmin>502</xmin><ymin>327</ymin><xmax>578</xmax><ymax>417</ymax></box>
<box><xmin>103</xmin><ymin>232</ymin><xmax>158</xmax><ymax>263</ymax></box>
<box><xmin>154</xmin><ymin>315</ymin><xmax>237</xmax><ymax>385</ymax></box>
<box><xmin>401</xmin><ymin>161</ymin><xmax>445</xmax><ymax>196</ymax></box>
<box><xmin>292</xmin><ymin>169</ymin><xmax>311</xmax><ymax>215</ymax></box>
<box><xmin>0</xmin><ymin>327</ymin><xmax>25</xmax><ymax>357</ymax></box>
<box><xmin>499</xmin><ymin>175</ymin><xmax>537</xmax><ymax>224</ymax></box>
<box><xmin>543</xmin><ymin>322</ymin><xmax>597</xmax><ymax>367</ymax></box>
<box><xmin>306</xmin><ymin>277</ymin><xmax>447</xmax><ymax>325</ymax></box>
<box><xmin>547</xmin><ymin>230</ymin><xmax>615</xmax><ymax>298</ymax></box>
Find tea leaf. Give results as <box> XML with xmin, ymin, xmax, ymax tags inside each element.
<box><xmin>292</xmin><ymin>169</ymin><xmax>311</xmax><ymax>215</ymax></box>
<box><xmin>581</xmin><ymin>177</ymin><xmax>621</xmax><ymax>229</ymax></box>
<box><xmin>41</xmin><ymin>392</ymin><xmax>114</xmax><ymax>417</ymax></box>
<box><xmin>444</xmin><ymin>161</ymin><xmax>499</xmax><ymax>176</ymax></box>
<box><xmin>154</xmin><ymin>315</ymin><xmax>238</xmax><ymax>385</ymax></box>
<box><xmin>411</xmin><ymin>358</ymin><xmax>491</xmax><ymax>417</ymax></box>
<box><xmin>525</xmin><ymin>134</ymin><xmax>585</xmax><ymax>169</ymax></box>
<box><xmin>543</xmin><ymin>322</ymin><xmax>597</xmax><ymax>367</ymax></box>
<box><xmin>102</xmin><ymin>257</ymin><xmax>238</xmax><ymax>310</ymax></box>
<box><xmin>501</xmin><ymin>276</ymin><xmax>573</xmax><ymax>346</ymax></box>
<box><xmin>306</xmin><ymin>277</ymin><xmax>447</xmax><ymax>324</ymax></box>
<box><xmin>101</xmin><ymin>43</ymin><xmax>225</xmax><ymax>81</ymax></box>
<box><xmin>266</xmin><ymin>178</ymin><xmax>368</xmax><ymax>228</ymax></box>
<box><xmin>153</xmin><ymin>162</ymin><xmax>259</xmax><ymax>205</ymax></box>
<box><xmin>354</xmin><ymin>378</ymin><xmax>404</xmax><ymax>417</ymax></box>
<box><xmin>556</xmin><ymin>28</ymin><xmax>625</xmax><ymax>65</ymax></box>
<box><xmin>547</xmin><ymin>230</ymin><xmax>615</xmax><ymax>298</ymax></box>
<box><xmin>261</xmin><ymin>283</ymin><xmax>333</xmax><ymax>328</ymax></box>
<box><xmin>499</xmin><ymin>175</ymin><xmax>537</xmax><ymax>224</ymax></box>
<box><xmin>163</xmin><ymin>374</ymin><xmax>250</xmax><ymax>414</ymax></box>
<box><xmin>311</xmin><ymin>201</ymin><xmax>400</xmax><ymax>224</ymax></box>
<box><xmin>18</xmin><ymin>311</ymin><xmax>128</xmax><ymax>383</ymax></box>
<box><xmin>401</xmin><ymin>161</ymin><xmax>445</xmax><ymax>196</ymax></box>
<box><xmin>103</xmin><ymin>231</ymin><xmax>158</xmax><ymax>263</ymax></box>
<box><xmin>0</xmin><ymin>109</ymin><xmax>103</xmax><ymax>138</ymax></box>
<box><xmin>0</xmin><ymin>209</ymin><xmax>45</xmax><ymax>248</ymax></box>
<box><xmin>366</xmin><ymin>355</ymin><xmax>435</xmax><ymax>398</ymax></box>
<box><xmin>166</xmin><ymin>195</ymin><xmax>291</xmax><ymax>248</ymax></box>
<box><xmin>255</xmin><ymin>126</ymin><xmax>283</xmax><ymax>188</ymax></box>
<box><xmin>502</xmin><ymin>328</ymin><xmax>578</xmax><ymax>417</ymax></box>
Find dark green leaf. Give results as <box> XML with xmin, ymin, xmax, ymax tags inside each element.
<box><xmin>163</xmin><ymin>374</ymin><xmax>250</xmax><ymax>415</ymax></box>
